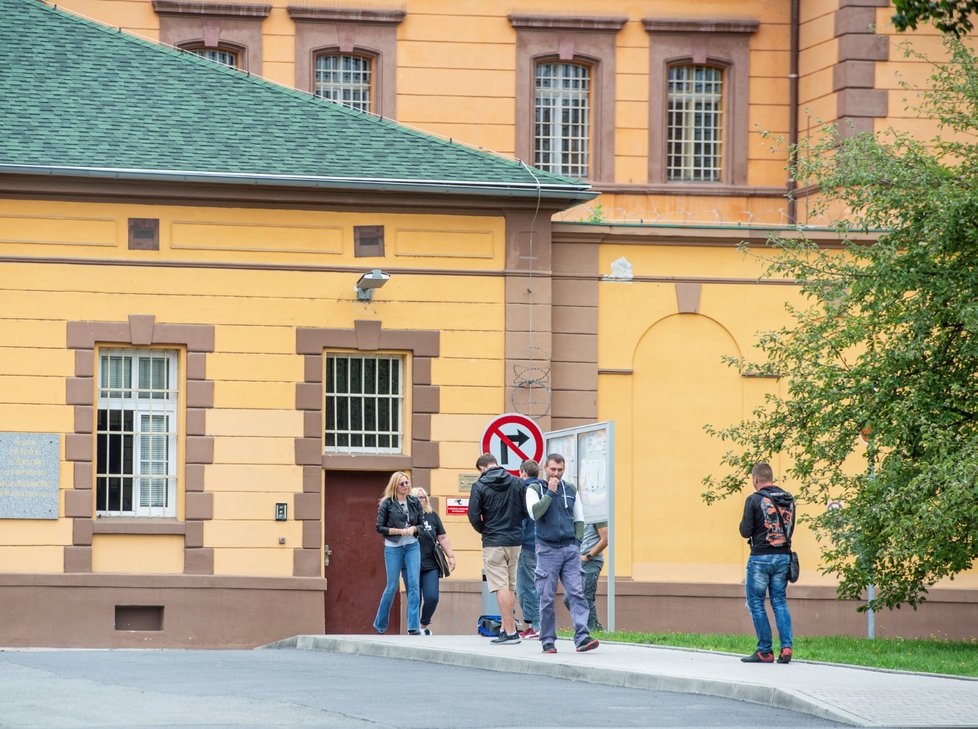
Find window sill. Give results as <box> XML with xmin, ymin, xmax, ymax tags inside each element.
<box><xmin>322</xmin><ymin>452</ymin><xmax>412</xmax><ymax>470</ymax></box>
<box><xmin>92</xmin><ymin>518</ymin><xmax>186</xmax><ymax>536</ymax></box>
<box><xmin>591</xmin><ymin>182</ymin><xmax>787</xmax><ymax>197</ymax></box>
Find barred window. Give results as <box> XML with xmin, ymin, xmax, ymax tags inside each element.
<box><xmin>325</xmin><ymin>354</ymin><xmax>402</xmax><ymax>452</ymax></box>
<box><xmin>96</xmin><ymin>349</ymin><xmax>178</xmax><ymax>517</ymax></box>
<box><xmin>186</xmin><ymin>47</ymin><xmax>239</xmax><ymax>68</ymax></box>
<box><xmin>535</xmin><ymin>62</ymin><xmax>590</xmax><ymax>179</ymax></box>
<box><xmin>667</xmin><ymin>65</ymin><xmax>724</xmax><ymax>182</ymax></box>
<box><xmin>315</xmin><ymin>54</ymin><xmax>372</xmax><ymax>112</ymax></box>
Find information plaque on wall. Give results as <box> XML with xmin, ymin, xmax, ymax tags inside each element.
<box><xmin>0</xmin><ymin>432</ymin><xmax>60</xmax><ymax>519</ymax></box>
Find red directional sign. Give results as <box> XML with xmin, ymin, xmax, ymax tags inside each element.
<box><xmin>480</xmin><ymin>413</ymin><xmax>544</xmax><ymax>475</ymax></box>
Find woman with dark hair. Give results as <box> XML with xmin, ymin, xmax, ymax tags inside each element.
<box><xmin>412</xmin><ymin>486</ymin><xmax>456</xmax><ymax>635</ymax></box>
<box><xmin>373</xmin><ymin>471</ymin><xmax>423</xmax><ymax>635</ymax></box>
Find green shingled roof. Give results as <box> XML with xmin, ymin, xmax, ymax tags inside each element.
<box><xmin>0</xmin><ymin>0</ymin><xmax>594</xmax><ymax>202</ymax></box>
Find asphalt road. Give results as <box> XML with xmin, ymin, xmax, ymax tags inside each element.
<box><xmin>0</xmin><ymin>649</ymin><xmax>843</xmax><ymax>729</ymax></box>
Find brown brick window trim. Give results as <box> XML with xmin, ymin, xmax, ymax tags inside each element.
<box><xmin>509</xmin><ymin>14</ymin><xmax>627</xmax><ymax>32</ymax></box>
<box><xmin>642</xmin><ymin>19</ymin><xmax>759</xmax><ymax>34</ymax></box>
<box><xmin>291</xmin><ymin>9</ymin><xmax>402</xmax><ymax>118</ymax></box>
<box><xmin>645</xmin><ymin>18</ymin><xmax>758</xmax><ymax>187</ymax></box>
<box><xmin>287</xmin><ymin>6</ymin><xmax>406</xmax><ymax>24</ymax></box>
<box><xmin>512</xmin><ymin>21</ymin><xmax>619</xmax><ymax>183</ymax></box>
<box><xmin>152</xmin><ymin>1</ymin><xmax>272</xmax><ymax>18</ymax></box>
<box><xmin>293</xmin><ymin>320</ymin><xmax>439</xmax><ymax>578</ymax></box>
<box><xmin>64</xmin><ymin>314</ymin><xmax>215</xmax><ymax>576</ymax></box>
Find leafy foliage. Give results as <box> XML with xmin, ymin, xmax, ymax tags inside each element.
<box><xmin>703</xmin><ymin>40</ymin><xmax>978</xmax><ymax>611</ymax></box>
<box><xmin>893</xmin><ymin>0</ymin><xmax>978</xmax><ymax>37</ymax></box>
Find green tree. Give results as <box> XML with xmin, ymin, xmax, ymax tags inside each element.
<box><xmin>893</xmin><ymin>0</ymin><xmax>978</xmax><ymax>36</ymax></box>
<box><xmin>703</xmin><ymin>40</ymin><xmax>978</xmax><ymax>611</ymax></box>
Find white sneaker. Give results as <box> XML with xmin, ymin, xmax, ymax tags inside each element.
<box><xmin>422</xmin><ymin>627</ymin><xmax>432</xmax><ymax>636</ymax></box>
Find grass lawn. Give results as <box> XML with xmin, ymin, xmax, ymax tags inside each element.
<box><xmin>586</xmin><ymin>631</ymin><xmax>978</xmax><ymax>678</ymax></box>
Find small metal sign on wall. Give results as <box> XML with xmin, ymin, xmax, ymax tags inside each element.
<box><xmin>0</xmin><ymin>432</ymin><xmax>60</xmax><ymax>519</ymax></box>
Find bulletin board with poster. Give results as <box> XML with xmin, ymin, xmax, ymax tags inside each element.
<box><xmin>543</xmin><ymin>421</ymin><xmax>616</xmax><ymax>630</ymax></box>
<box><xmin>543</xmin><ymin>422</ymin><xmax>613</xmax><ymax>523</ymax></box>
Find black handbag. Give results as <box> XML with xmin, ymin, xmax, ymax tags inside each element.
<box><xmin>432</xmin><ymin>541</ymin><xmax>452</xmax><ymax>578</ymax></box>
<box><xmin>772</xmin><ymin>495</ymin><xmax>800</xmax><ymax>583</ymax></box>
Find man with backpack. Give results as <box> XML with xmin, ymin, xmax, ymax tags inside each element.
<box><xmin>739</xmin><ymin>462</ymin><xmax>795</xmax><ymax>664</ymax></box>
<box><xmin>527</xmin><ymin>453</ymin><xmax>599</xmax><ymax>654</ymax></box>
<box><xmin>468</xmin><ymin>453</ymin><xmax>527</xmax><ymax>645</ymax></box>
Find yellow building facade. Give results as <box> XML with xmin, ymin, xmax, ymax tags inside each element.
<box><xmin>1</xmin><ymin>0</ymin><xmax>975</xmax><ymax>646</ymax></box>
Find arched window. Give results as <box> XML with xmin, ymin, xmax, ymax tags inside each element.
<box><xmin>534</xmin><ymin>61</ymin><xmax>591</xmax><ymax>179</ymax></box>
<box><xmin>315</xmin><ymin>53</ymin><xmax>373</xmax><ymax>112</ymax></box>
<box><xmin>666</xmin><ymin>64</ymin><xmax>724</xmax><ymax>182</ymax></box>
<box><xmin>185</xmin><ymin>46</ymin><xmax>239</xmax><ymax>68</ymax></box>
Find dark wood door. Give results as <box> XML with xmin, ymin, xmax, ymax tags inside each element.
<box><xmin>323</xmin><ymin>471</ymin><xmax>398</xmax><ymax>634</ymax></box>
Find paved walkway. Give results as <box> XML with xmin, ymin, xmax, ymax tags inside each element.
<box><xmin>266</xmin><ymin>635</ymin><xmax>978</xmax><ymax>728</ymax></box>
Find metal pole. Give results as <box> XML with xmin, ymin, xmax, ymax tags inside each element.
<box><xmin>867</xmin><ymin>435</ymin><xmax>875</xmax><ymax>640</ymax></box>
<box><xmin>607</xmin><ymin>421</ymin><xmax>616</xmax><ymax>632</ymax></box>
<box><xmin>867</xmin><ymin>583</ymin><xmax>875</xmax><ymax>640</ymax></box>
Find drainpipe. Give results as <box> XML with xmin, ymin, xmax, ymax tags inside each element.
<box><xmin>787</xmin><ymin>0</ymin><xmax>800</xmax><ymax>225</ymax></box>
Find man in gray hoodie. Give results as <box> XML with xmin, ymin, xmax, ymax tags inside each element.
<box><xmin>468</xmin><ymin>453</ymin><xmax>527</xmax><ymax>644</ymax></box>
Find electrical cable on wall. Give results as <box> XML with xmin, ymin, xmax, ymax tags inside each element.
<box><xmin>513</xmin><ymin>161</ymin><xmax>552</xmax><ymax>419</ymax></box>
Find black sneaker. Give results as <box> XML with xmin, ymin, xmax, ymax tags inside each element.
<box><xmin>542</xmin><ymin>642</ymin><xmax>557</xmax><ymax>654</ymax></box>
<box><xmin>777</xmin><ymin>647</ymin><xmax>792</xmax><ymax>664</ymax></box>
<box><xmin>741</xmin><ymin>650</ymin><xmax>774</xmax><ymax>663</ymax></box>
<box><xmin>407</xmin><ymin>630</ymin><xmax>420</xmax><ymax>636</ymax></box>
<box><xmin>576</xmin><ymin>637</ymin><xmax>599</xmax><ymax>652</ymax></box>
<box><xmin>490</xmin><ymin>632</ymin><xmax>521</xmax><ymax>645</ymax></box>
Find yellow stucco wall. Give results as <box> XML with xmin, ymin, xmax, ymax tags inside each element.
<box><xmin>0</xmin><ymin>198</ymin><xmax>508</xmax><ymax>577</ymax></box>
<box><xmin>6</xmin><ymin>1</ymin><xmax>978</xmax><ymax>598</ymax></box>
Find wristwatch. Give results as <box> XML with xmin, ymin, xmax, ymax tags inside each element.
<box><xmin>583</xmin><ymin>553</ymin><xmax>592</xmax><ymax>561</ymax></box>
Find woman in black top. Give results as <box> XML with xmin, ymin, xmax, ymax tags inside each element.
<box><xmin>373</xmin><ymin>471</ymin><xmax>423</xmax><ymax>635</ymax></box>
<box><xmin>412</xmin><ymin>486</ymin><xmax>456</xmax><ymax>635</ymax></box>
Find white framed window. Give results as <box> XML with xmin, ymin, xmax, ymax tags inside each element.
<box><xmin>667</xmin><ymin>65</ymin><xmax>724</xmax><ymax>182</ymax></box>
<box><xmin>96</xmin><ymin>348</ymin><xmax>178</xmax><ymax>517</ymax></box>
<box><xmin>325</xmin><ymin>354</ymin><xmax>402</xmax><ymax>452</ymax></box>
<box><xmin>534</xmin><ymin>61</ymin><xmax>591</xmax><ymax>179</ymax></box>
<box><xmin>315</xmin><ymin>53</ymin><xmax>373</xmax><ymax>112</ymax></box>
<box><xmin>187</xmin><ymin>46</ymin><xmax>239</xmax><ymax>68</ymax></box>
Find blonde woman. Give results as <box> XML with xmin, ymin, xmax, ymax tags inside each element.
<box><xmin>373</xmin><ymin>471</ymin><xmax>423</xmax><ymax>635</ymax></box>
<box><xmin>410</xmin><ymin>487</ymin><xmax>457</xmax><ymax>635</ymax></box>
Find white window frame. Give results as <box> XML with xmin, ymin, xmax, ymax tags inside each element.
<box><xmin>667</xmin><ymin>64</ymin><xmax>724</xmax><ymax>182</ymax></box>
<box><xmin>325</xmin><ymin>353</ymin><xmax>403</xmax><ymax>453</ymax></box>
<box><xmin>534</xmin><ymin>61</ymin><xmax>591</xmax><ymax>179</ymax></box>
<box><xmin>187</xmin><ymin>46</ymin><xmax>239</xmax><ymax>68</ymax></box>
<box><xmin>314</xmin><ymin>52</ymin><xmax>373</xmax><ymax>112</ymax></box>
<box><xmin>96</xmin><ymin>348</ymin><xmax>179</xmax><ymax>517</ymax></box>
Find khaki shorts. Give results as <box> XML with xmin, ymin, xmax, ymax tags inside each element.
<box><xmin>483</xmin><ymin>545</ymin><xmax>520</xmax><ymax>592</ymax></box>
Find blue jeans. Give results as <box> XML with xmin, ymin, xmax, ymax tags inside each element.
<box><xmin>745</xmin><ymin>553</ymin><xmax>793</xmax><ymax>653</ymax></box>
<box><xmin>418</xmin><ymin>568</ymin><xmax>440</xmax><ymax>626</ymax></box>
<box><xmin>374</xmin><ymin>541</ymin><xmax>420</xmax><ymax>634</ymax></box>
<box><xmin>535</xmin><ymin>542</ymin><xmax>590</xmax><ymax>646</ymax></box>
<box><xmin>516</xmin><ymin>545</ymin><xmax>539</xmax><ymax>627</ymax></box>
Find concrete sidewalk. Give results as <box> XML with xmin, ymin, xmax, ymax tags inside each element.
<box><xmin>265</xmin><ymin>634</ymin><xmax>978</xmax><ymax>728</ymax></box>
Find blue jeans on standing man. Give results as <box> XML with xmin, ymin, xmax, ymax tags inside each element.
<box><xmin>745</xmin><ymin>553</ymin><xmax>793</xmax><ymax>654</ymax></box>
<box><xmin>374</xmin><ymin>541</ymin><xmax>420</xmax><ymax>634</ymax></box>
<box><xmin>516</xmin><ymin>545</ymin><xmax>539</xmax><ymax>628</ymax></box>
